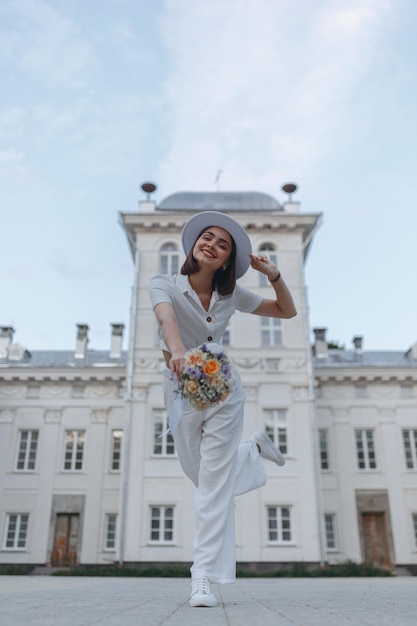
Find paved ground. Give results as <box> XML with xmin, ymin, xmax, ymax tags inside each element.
<box><xmin>0</xmin><ymin>576</ymin><xmax>416</xmax><ymax>626</ymax></box>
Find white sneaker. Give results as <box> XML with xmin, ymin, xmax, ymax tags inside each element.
<box><xmin>189</xmin><ymin>577</ymin><xmax>217</xmax><ymax>607</ymax></box>
<box><xmin>251</xmin><ymin>428</ymin><xmax>285</xmax><ymax>466</ymax></box>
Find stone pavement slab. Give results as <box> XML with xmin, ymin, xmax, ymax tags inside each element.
<box><xmin>0</xmin><ymin>576</ymin><xmax>416</xmax><ymax>626</ymax></box>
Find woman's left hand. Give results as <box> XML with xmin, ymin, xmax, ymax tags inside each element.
<box><xmin>249</xmin><ymin>254</ymin><xmax>277</xmax><ymax>280</ymax></box>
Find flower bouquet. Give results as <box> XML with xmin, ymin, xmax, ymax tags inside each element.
<box><xmin>179</xmin><ymin>343</ymin><xmax>235</xmax><ymax>410</ymax></box>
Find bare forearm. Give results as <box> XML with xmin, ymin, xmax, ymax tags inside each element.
<box><xmin>249</xmin><ymin>254</ymin><xmax>297</xmax><ymax>319</ymax></box>
<box><xmin>154</xmin><ymin>303</ymin><xmax>186</xmax><ymax>378</ymax></box>
<box><xmin>268</xmin><ymin>270</ymin><xmax>297</xmax><ymax>318</ymax></box>
<box><xmin>159</xmin><ymin>315</ymin><xmax>186</xmax><ymax>356</ymax></box>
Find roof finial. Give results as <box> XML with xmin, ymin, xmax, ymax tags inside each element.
<box><xmin>140</xmin><ymin>181</ymin><xmax>157</xmax><ymax>201</ymax></box>
<box><xmin>213</xmin><ymin>170</ymin><xmax>223</xmax><ymax>191</ymax></box>
<box><xmin>282</xmin><ymin>182</ymin><xmax>298</xmax><ymax>202</ymax></box>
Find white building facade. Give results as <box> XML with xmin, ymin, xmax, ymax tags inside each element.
<box><xmin>1</xmin><ymin>188</ymin><xmax>416</xmax><ymax>573</ymax></box>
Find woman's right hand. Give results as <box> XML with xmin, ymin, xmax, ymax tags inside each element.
<box><xmin>169</xmin><ymin>350</ymin><xmax>186</xmax><ymax>381</ymax></box>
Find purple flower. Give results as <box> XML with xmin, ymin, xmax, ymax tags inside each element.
<box><xmin>221</xmin><ymin>363</ymin><xmax>231</xmax><ymax>377</ymax></box>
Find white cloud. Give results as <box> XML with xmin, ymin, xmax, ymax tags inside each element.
<box><xmin>0</xmin><ymin>106</ymin><xmax>27</xmax><ymax>139</ymax></box>
<box><xmin>0</xmin><ymin>0</ymin><xmax>96</xmax><ymax>88</ymax></box>
<box><xmin>156</xmin><ymin>0</ymin><xmax>394</xmax><ymax>194</ymax></box>
<box><xmin>0</xmin><ymin>147</ymin><xmax>24</xmax><ymax>165</ymax></box>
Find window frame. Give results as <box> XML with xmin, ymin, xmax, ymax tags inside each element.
<box><xmin>149</xmin><ymin>505</ymin><xmax>175</xmax><ymax>545</ymax></box>
<box><xmin>159</xmin><ymin>242</ymin><xmax>179</xmax><ymax>275</ymax></box>
<box><xmin>15</xmin><ymin>429</ymin><xmax>39</xmax><ymax>472</ymax></box>
<box><xmin>264</xmin><ymin>408</ymin><xmax>288</xmax><ymax>455</ymax></box>
<box><xmin>152</xmin><ymin>409</ymin><xmax>175</xmax><ymax>457</ymax></box>
<box><xmin>104</xmin><ymin>513</ymin><xmax>118</xmax><ymax>551</ymax></box>
<box><xmin>261</xmin><ymin>317</ymin><xmax>282</xmax><ymax>346</ymax></box>
<box><xmin>412</xmin><ymin>513</ymin><xmax>417</xmax><ymax>549</ymax></box>
<box><xmin>319</xmin><ymin>428</ymin><xmax>330</xmax><ymax>471</ymax></box>
<box><xmin>110</xmin><ymin>430</ymin><xmax>123</xmax><ymax>472</ymax></box>
<box><xmin>402</xmin><ymin>429</ymin><xmax>417</xmax><ymax>470</ymax></box>
<box><xmin>222</xmin><ymin>321</ymin><xmax>231</xmax><ymax>347</ymax></box>
<box><xmin>3</xmin><ymin>513</ymin><xmax>29</xmax><ymax>550</ymax></box>
<box><xmin>324</xmin><ymin>513</ymin><xmax>338</xmax><ymax>551</ymax></box>
<box><xmin>266</xmin><ymin>505</ymin><xmax>294</xmax><ymax>544</ymax></box>
<box><xmin>63</xmin><ymin>430</ymin><xmax>86</xmax><ymax>472</ymax></box>
<box><xmin>355</xmin><ymin>428</ymin><xmax>377</xmax><ymax>470</ymax></box>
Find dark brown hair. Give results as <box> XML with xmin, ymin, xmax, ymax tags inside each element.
<box><xmin>180</xmin><ymin>226</ymin><xmax>237</xmax><ymax>295</ymax></box>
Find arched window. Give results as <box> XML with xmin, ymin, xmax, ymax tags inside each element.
<box><xmin>258</xmin><ymin>243</ymin><xmax>278</xmax><ymax>286</ymax></box>
<box><xmin>160</xmin><ymin>243</ymin><xmax>179</xmax><ymax>275</ymax></box>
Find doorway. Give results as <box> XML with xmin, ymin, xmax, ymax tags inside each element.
<box><xmin>362</xmin><ymin>511</ymin><xmax>391</xmax><ymax>568</ymax></box>
<box><xmin>51</xmin><ymin>513</ymin><xmax>80</xmax><ymax>566</ymax></box>
<box><xmin>356</xmin><ymin>491</ymin><xmax>394</xmax><ymax>569</ymax></box>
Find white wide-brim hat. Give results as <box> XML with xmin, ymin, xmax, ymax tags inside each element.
<box><xmin>181</xmin><ymin>211</ymin><xmax>252</xmax><ymax>279</ymax></box>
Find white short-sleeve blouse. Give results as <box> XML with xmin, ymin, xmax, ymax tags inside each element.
<box><xmin>148</xmin><ymin>273</ymin><xmax>262</xmax><ymax>351</ymax></box>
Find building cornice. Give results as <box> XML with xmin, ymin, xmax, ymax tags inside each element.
<box><xmin>0</xmin><ymin>367</ymin><xmax>126</xmax><ymax>384</ymax></box>
<box><xmin>314</xmin><ymin>367</ymin><xmax>417</xmax><ymax>384</ymax></box>
<box><xmin>120</xmin><ymin>210</ymin><xmax>322</xmax><ymax>259</ymax></box>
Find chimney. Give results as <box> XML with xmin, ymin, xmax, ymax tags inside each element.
<box><xmin>352</xmin><ymin>336</ymin><xmax>363</xmax><ymax>352</ymax></box>
<box><xmin>313</xmin><ymin>327</ymin><xmax>328</xmax><ymax>358</ymax></box>
<box><xmin>110</xmin><ymin>323</ymin><xmax>125</xmax><ymax>358</ymax></box>
<box><xmin>0</xmin><ymin>326</ymin><xmax>14</xmax><ymax>358</ymax></box>
<box><xmin>75</xmin><ymin>324</ymin><xmax>89</xmax><ymax>359</ymax></box>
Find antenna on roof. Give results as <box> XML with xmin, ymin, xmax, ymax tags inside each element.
<box><xmin>282</xmin><ymin>182</ymin><xmax>297</xmax><ymax>202</ymax></box>
<box><xmin>213</xmin><ymin>170</ymin><xmax>223</xmax><ymax>191</ymax></box>
<box><xmin>140</xmin><ymin>181</ymin><xmax>157</xmax><ymax>200</ymax></box>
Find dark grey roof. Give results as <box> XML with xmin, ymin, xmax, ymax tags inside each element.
<box><xmin>0</xmin><ymin>350</ymin><xmax>127</xmax><ymax>369</ymax></box>
<box><xmin>313</xmin><ymin>349</ymin><xmax>417</xmax><ymax>369</ymax></box>
<box><xmin>158</xmin><ymin>191</ymin><xmax>282</xmax><ymax>212</ymax></box>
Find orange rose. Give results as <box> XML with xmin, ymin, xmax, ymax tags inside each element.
<box><xmin>188</xmin><ymin>350</ymin><xmax>204</xmax><ymax>366</ymax></box>
<box><xmin>185</xmin><ymin>379</ymin><xmax>199</xmax><ymax>395</ymax></box>
<box><xmin>207</xmin><ymin>374</ymin><xmax>222</xmax><ymax>388</ymax></box>
<box><xmin>204</xmin><ymin>359</ymin><xmax>220</xmax><ymax>375</ymax></box>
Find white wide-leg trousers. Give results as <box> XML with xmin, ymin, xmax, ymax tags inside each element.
<box><xmin>163</xmin><ymin>373</ymin><xmax>266</xmax><ymax>584</ymax></box>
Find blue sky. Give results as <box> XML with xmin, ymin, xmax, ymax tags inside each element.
<box><xmin>1</xmin><ymin>0</ymin><xmax>416</xmax><ymax>352</ymax></box>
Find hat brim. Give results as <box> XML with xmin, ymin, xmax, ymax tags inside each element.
<box><xmin>181</xmin><ymin>211</ymin><xmax>252</xmax><ymax>279</ymax></box>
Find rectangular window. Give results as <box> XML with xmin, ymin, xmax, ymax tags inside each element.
<box><xmin>149</xmin><ymin>506</ymin><xmax>174</xmax><ymax>543</ymax></box>
<box><xmin>160</xmin><ymin>244</ymin><xmax>179</xmax><ymax>275</ymax></box>
<box><xmin>153</xmin><ymin>410</ymin><xmax>175</xmax><ymax>456</ymax></box>
<box><xmin>403</xmin><ymin>429</ymin><xmax>417</xmax><ymax>470</ymax></box>
<box><xmin>324</xmin><ymin>514</ymin><xmax>337</xmax><ymax>550</ymax></box>
<box><xmin>319</xmin><ymin>429</ymin><xmax>330</xmax><ymax>470</ymax></box>
<box><xmin>267</xmin><ymin>506</ymin><xmax>292</xmax><ymax>543</ymax></box>
<box><xmin>355</xmin><ymin>429</ymin><xmax>377</xmax><ymax>470</ymax></box>
<box><xmin>3</xmin><ymin>514</ymin><xmax>29</xmax><ymax>550</ymax></box>
<box><xmin>15</xmin><ymin>430</ymin><xmax>39</xmax><ymax>471</ymax></box>
<box><xmin>222</xmin><ymin>322</ymin><xmax>231</xmax><ymax>347</ymax></box>
<box><xmin>111</xmin><ymin>430</ymin><xmax>123</xmax><ymax>471</ymax></box>
<box><xmin>63</xmin><ymin>430</ymin><xmax>85</xmax><ymax>471</ymax></box>
<box><xmin>264</xmin><ymin>409</ymin><xmax>287</xmax><ymax>455</ymax></box>
<box><xmin>105</xmin><ymin>514</ymin><xmax>117</xmax><ymax>550</ymax></box>
<box><xmin>412</xmin><ymin>513</ymin><xmax>417</xmax><ymax>548</ymax></box>
<box><xmin>261</xmin><ymin>317</ymin><xmax>282</xmax><ymax>346</ymax></box>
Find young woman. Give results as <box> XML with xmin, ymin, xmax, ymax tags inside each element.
<box><xmin>148</xmin><ymin>211</ymin><xmax>296</xmax><ymax>607</ymax></box>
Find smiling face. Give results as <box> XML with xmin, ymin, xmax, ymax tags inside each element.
<box><xmin>192</xmin><ymin>226</ymin><xmax>233</xmax><ymax>272</ymax></box>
